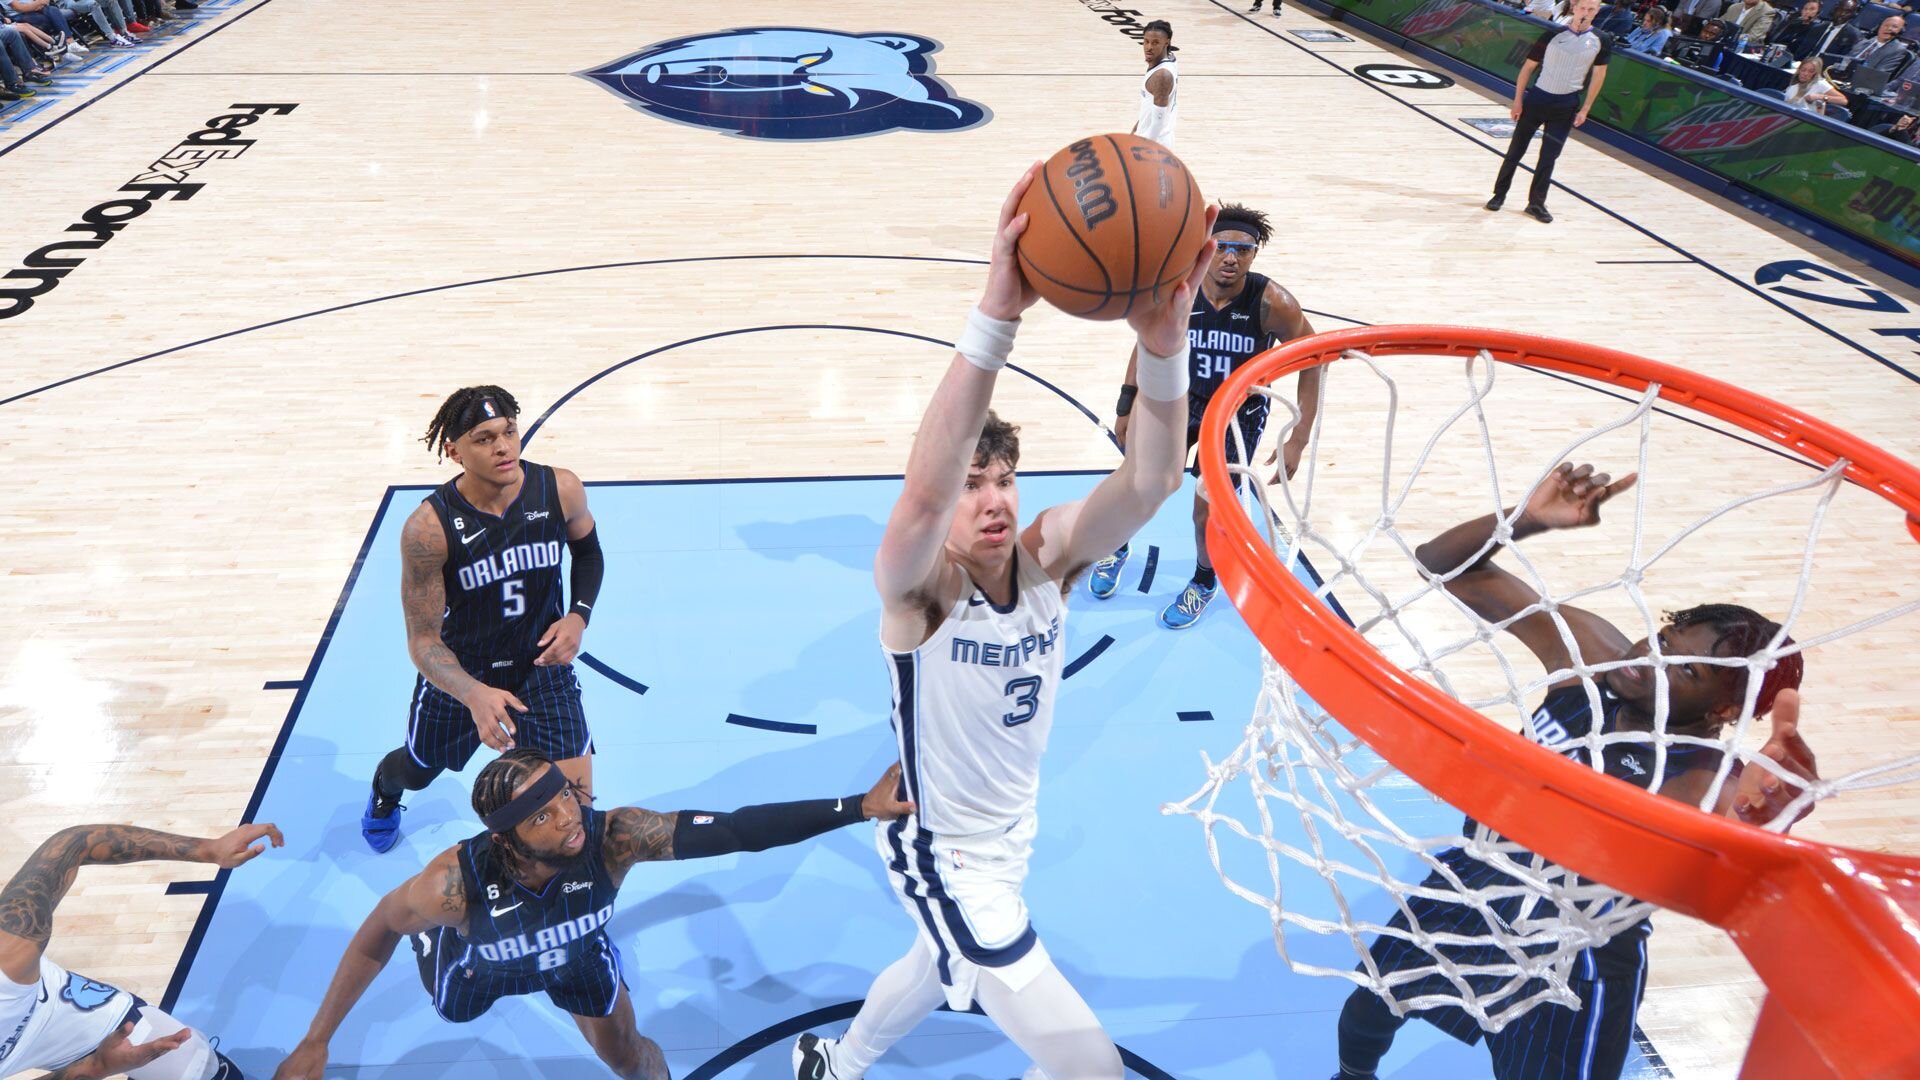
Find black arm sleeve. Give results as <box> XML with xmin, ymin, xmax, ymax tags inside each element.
<box><xmin>670</xmin><ymin>796</ymin><xmax>867</xmax><ymax>860</ymax></box>
<box><xmin>567</xmin><ymin>527</ymin><xmax>603</xmax><ymax>624</ymax></box>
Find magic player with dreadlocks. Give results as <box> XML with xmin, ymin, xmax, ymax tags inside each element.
<box><xmin>361</xmin><ymin>386</ymin><xmax>607</xmax><ymax>854</ymax></box>
<box><xmin>1332</xmin><ymin>462</ymin><xmax>1821</xmax><ymax>1080</ymax></box>
<box><xmin>276</xmin><ymin>752</ymin><xmax>914</xmax><ymax>1079</ymax></box>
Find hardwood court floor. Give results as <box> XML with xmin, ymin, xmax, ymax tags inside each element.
<box><xmin>1</xmin><ymin>1</ymin><xmax>1916</xmax><ymax>1076</ymax></box>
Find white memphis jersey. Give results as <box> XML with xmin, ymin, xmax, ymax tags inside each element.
<box><xmin>1137</xmin><ymin>59</ymin><xmax>1178</xmax><ymax>148</ymax></box>
<box><xmin>886</xmin><ymin>550</ymin><xmax>1067</xmax><ymax>837</ymax></box>
<box><xmin>0</xmin><ymin>956</ymin><xmax>134</xmax><ymax>1073</ymax></box>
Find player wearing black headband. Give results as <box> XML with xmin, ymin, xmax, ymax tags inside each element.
<box><xmin>1089</xmin><ymin>203</ymin><xmax>1320</xmax><ymax>630</ymax></box>
<box><xmin>277</xmin><ymin>752</ymin><xmax>915</xmax><ymax>1080</ymax></box>
<box><xmin>361</xmin><ymin>385</ymin><xmax>609</xmax><ymax>854</ymax></box>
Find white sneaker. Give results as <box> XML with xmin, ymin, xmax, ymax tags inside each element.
<box><xmin>67</xmin><ymin>40</ymin><xmax>90</xmax><ymax>54</ymax></box>
<box><xmin>793</xmin><ymin>1033</ymin><xmax>847</xmax><ymax>1079</ymax></box>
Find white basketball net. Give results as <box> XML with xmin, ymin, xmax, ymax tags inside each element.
<box><xmin>1165</xmin><ymin>346</ymin><xmax>1920</xmax><ymax>1032</ymax></box>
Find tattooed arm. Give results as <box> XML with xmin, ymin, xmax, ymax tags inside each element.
<box><xmin>400</xmin><ymin>503</ymin><xmax>477</xmax><ymax>701</ymax></box>
<box><xmin>602</xmin><ymin>807</ymin><xmax>680</xmax><ymax>886</ymax></box>
<box><xmin>274</xmin><ymin>847</ymin><xmax>467</xmax><ymax>1080</ymax></box>
<box><xmin>0</xmin><ymin>823</ymin><xmax>282</xmax><ymax>983</ymax></box>
<box><xmin>401</xmin><ymin>502</ymin><xmax>526</xmax><ymax>751</ymax></box>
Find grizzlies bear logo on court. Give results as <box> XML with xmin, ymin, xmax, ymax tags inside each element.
<box><xmin>60</xmin><ymin>973</ymin><xmax>119</xmax><ymax>1011</ymax></box>
<box><xmin>580</xmin><ymin>27</ymin><xmax>989</xmax><ymax>140</ymax></box>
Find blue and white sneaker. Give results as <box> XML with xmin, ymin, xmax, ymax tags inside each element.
<box><xmin>1086</xmin><ymin>548</ymin><xmax>1129</xmax><ymax>599</ymax></box>
<box><xmin>360</xmin><ymin>788</ymin><xmax>404</xmax><ymax>854</ymax></box>
<box><xmin>793</xmin><ymin>1033</ymin><xmax>846</xmax><ymax>1079</ymax></box>
<box><xmin>1159</xmin><ymin>579</ymin><xmax>1217</xmax><ymax>630</ymax></box>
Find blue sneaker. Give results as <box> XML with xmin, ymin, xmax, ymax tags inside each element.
<box><xmin>1086</xmin><ymin>548</ymin><xmax>1129</xmax><ymax>599</ymax></box>
<box><xmin>360</xmin><ymin>789</ymin><xmax>404</xmax><ymax>854</ymax></box>
<box><xmin>1159</xmin><ymin>579</ymin><xmax>1217</xmax><ymax>630</ymax></box>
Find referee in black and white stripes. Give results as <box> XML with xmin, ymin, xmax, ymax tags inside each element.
<box><xmin>1486</xmin><ymin>0</ymin><xmax>1612</xmax><ymax>223</ymax></box>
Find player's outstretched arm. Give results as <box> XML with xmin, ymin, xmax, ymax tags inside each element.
<box><xmin>1661</xmin><ymin>688</ymin><xmax>1821</xmax><ymax>828</ymax></box>
<box><xmin>1028</xmin><ymin>208</ymin><xmax>1218</xmax><ymax>580</ymax></box>
<box><xmin>1414</xmin><ymin>461</ymin><xmax>1638</xmax><ymax>676</ymax></box>
<box><xmin>603</xmin><ymin>765</ymin><xmax>916</xmax><ymax>882</ymax></box>
<box><xmin>535</xmin><ymin>467</ymin><xmax>602</xmax><ymax>667</ymax></box>
<box><xmin>875</xmin><ymin>165</ymin><xmax>1041</xmax><ymax>620</ymax></box>
<box><xmin>275</xmin><ymin>849</ymin><xmax>467</xmax><ymax>1080</ymax></box>
<box><xmin>43</xmin><ymin>1020</ymin><xmax>193</xmax><ymax>1080</ymax></box>
<box><xmin>0</xmin><ymin>823</ymin><xmax>282</xmax><ymax>983</ymax></box>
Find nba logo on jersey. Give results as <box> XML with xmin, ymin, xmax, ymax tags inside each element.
<box><xmin>579</xmin><ymin>28</ymin><xmax>990</xmax><ymax>140</ymax></box>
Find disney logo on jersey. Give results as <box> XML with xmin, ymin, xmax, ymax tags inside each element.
<box><xmin>563</xmin><ymin>880</ymin><xmax>593</xmax><ymax>894</ymax></box>
<box><xmin>579</xmin><ymin>27</ymin><xmax>988</xmax><ymax>141</ymax></box>
<box><xmin>524</xmin><ymin>510</ymin><xmax>551</xmax><ymax>522</ymax></box>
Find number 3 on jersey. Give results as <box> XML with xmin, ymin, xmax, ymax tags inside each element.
<box><xmin>1003</xmin><ymin>676</ymin><xmax>1042</xmax><ymax>727</ymax></box>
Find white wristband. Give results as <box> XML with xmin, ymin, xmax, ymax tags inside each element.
<box><xmin>1135</xmin><ymin>338</ymin><xmax>1190</xmax><ymax>402</ymax></box>
<box><xmin>957</xmin><ymin>306</ymin><xmax>1019</xmax><ymax>371</ymax></box>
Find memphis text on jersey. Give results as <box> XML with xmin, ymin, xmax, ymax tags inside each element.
<box><xmin>475</xmin><ymin>903</ymin><xmax>615</xmax><ymax>963</ymax></box>
<box><xmin>455</xmin><ymin>541</ymin><xmax>564</xmax><ymax>593</ymax></box>
<box><xmin>949</xmin><ymin>616</ymin><xmax>1062</xmax><ymax>667</ymax></box>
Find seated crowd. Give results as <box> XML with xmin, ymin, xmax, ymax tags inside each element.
<box><xmin>1512</xmin><ymin>0</ymin><xmax>1920</xmax><ymax>140</ymax></box>
<box><xmin>0</xmin><ymin>0</ymin><xmax>199</xmax><ymax>104</ymax></box>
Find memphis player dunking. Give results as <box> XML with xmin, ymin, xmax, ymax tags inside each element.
<box><xmin>1333</xmin><ymin>461</ymin><xmax>1819</xmax><ymax>1080</ymax></box>
<box><xmin>361</xmin><ymin>386</ymin><xmax>607</xmax><ymax>854</ymax></box>
<box><xmin>793</xmin><ymin>167</ymin><xmax>1217</xmax><ymax>1080</ymax></box>
<box><xmin>278</xmin><ymin>751</ymin><xmax>912</xmax><ymax>1080</ymax></box>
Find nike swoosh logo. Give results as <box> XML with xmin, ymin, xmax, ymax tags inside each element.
<box><xmin>967</xmin><ymin>594</ymin><xmax>987</xmax><ymax>606</ymax></box>
<box><xmin>490</xmin><ymin>902</ymin><xmax>523</xmax><ymax>917</ymax></box>
<box><xmin>462</xmin><ymin>531</ymin><xmax>485</xmax><ymax>544</ymax></box>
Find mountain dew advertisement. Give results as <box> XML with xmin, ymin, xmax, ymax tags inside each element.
<box><xmin>1322</xmin><ymin>0</ymin><xmax>1920</xmax><ymax>267</ymax></box>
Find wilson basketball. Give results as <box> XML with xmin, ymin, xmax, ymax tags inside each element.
<box><xmin>1015</xmin><ymin>133</ymin><xmax>1206</xmax><ymax>321</ymax></box>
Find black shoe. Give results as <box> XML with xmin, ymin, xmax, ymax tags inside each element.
<box><xmin>1248</xmin><ymin>0</ymin><xmax>1263</xmax><ymax>8</ymax></box>
<box><xmin>1524</xmin><ymin>203</ymin><xmax>1553</xmax><ymax>223</ymax></box>
<box><xmin>1273</xmin><ymin>3</ymin><xmax>1284</xmax><ymax>13</ymax></box>
<box><xmin>1484</xmin><ymin>195</ymin><xmax>1504</xmax><ymax>211</ymax></box>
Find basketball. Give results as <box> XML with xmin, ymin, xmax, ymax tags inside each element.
<box><xmin>1015</xmin><ymin>133</ymin><xmax>1207</xmax><ymax>321</ymax></box>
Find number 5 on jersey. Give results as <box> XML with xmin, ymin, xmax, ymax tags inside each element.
<box><xmin>501</xmin><ymin>579</ymin><xmax>524</xmax><ymax>618</ymax></box>
<box><xmin>1003</xmin><ymin>675</ymin><xmax>1042</xmax><ymax>727</ymax></box>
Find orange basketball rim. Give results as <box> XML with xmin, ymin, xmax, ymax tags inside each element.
<box><xmin>1197</xmin><ymin>324</ymin><xmax>1920</xmax><ymax>1080</ymax></box>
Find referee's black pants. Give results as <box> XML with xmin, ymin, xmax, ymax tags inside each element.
<box><xmin>1493</xmin><ymin>87</ymin><xmax>1582</xmax><ymax>208</ymax></box>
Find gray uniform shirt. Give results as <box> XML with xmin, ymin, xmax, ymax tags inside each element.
<box><xmin>1529</xmin><ymin>26</ymin><xmax>1613</xmax><ymax>95</ymax></box>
